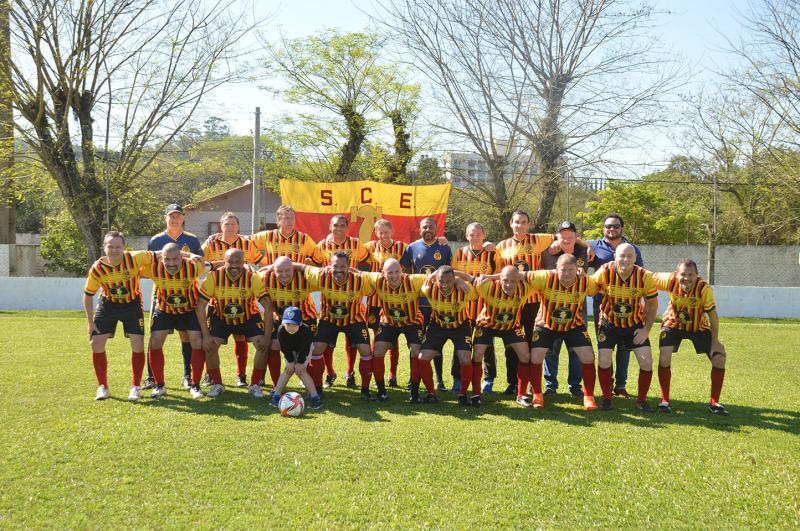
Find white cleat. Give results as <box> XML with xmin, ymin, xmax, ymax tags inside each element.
<box><xmin>128</xmin><ymin>385</ymin><xmax>141</xmax><ymax>401</ymax></box>
<box><xmin>150</xmin><ymin>385</ymin><xmax>166</xmax><ymax>398</ymax></box>
<box><xmin>95</xmin><ymin>385</ymin><xmax>110</xmax><ymax>401</ymax></box>
<box><xmin>189</xmin><ymin>386</ymin><xmax>204</xmax><ymax>399</ymax></box>
<box><xmin>248</xmin><ymin>384</ymin><xmax>264</xmax><ymax>399</ymax></box>
<box><xmin>207</xmin><ymin>383</ymin><xmax>225</xmax><ymax>398</ymax></box>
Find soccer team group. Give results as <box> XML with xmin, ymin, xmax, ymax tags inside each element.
<box><xmin>82</xmin><ymin>203</ymin><xmax>730</xmax><ymax>415</ymax></box>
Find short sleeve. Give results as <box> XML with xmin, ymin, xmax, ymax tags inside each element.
<box><xmin>532</xmin><ymin>234</ymin><xmax>555</xmax><ymax>253</ymax></box>
<box><xmin>701</xmin><ymin>285</ymin><xmax>716</xmax><ymax>312</ymax></box>
<box><xmin>303</xmin><ymin>266</ymin><xmax>321</xmax><ymax>289</ymax></box>
<box><xmin>643</xmin><ymin>270</ymin><xmax>658</xmax><ymax>298</ymax></box>
<box><xmin>84</xmin><ymin>267</ymin><xmax>100</xmax><ymax>296</ymax></box>
<box><xmin>653</xmin><ymin>272</ymin><xmax>673</xmax><ymax>291</ymax></box>
<box><xmin>400</xmin><ymin>246</ymin><xmax>413</xmax><ymax>271</ymax></box>
<box><xmin>524</xmin><ymin>270</ymin><xmax>549</xmax><ymax>291</ymax></box>
<box><xmin>131</xmin><ymin>251</ymin><xmax>155</xmax><ymax>268</ymax></box>
<box><xmin>198</xmin><ymin>274</ymin><xmax>215</xmax><ymax>300</ymax></box>
<box><xmin>409</xmin><ymin>274</ymin><xmax>426</xmax><ymax>293</ymax></box>
<box><xmin>251</xmin><ymin>273</ymin><xmax>268</xmax><ymax>300</ymax></box>
<box><xmin>585</xmin><ymin>277</ymin><xmax>600</xmax><ymax>297</ymax></box>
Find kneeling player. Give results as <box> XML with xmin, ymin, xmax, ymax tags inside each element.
<box><xmin>268</xmin><ymin>307</ymin><xmax>322</xmax><ymax>409</ymax></box>
<box><xmin>654</xmin><ymin>259</ymin><xmax>729</xmax><ymax>415</ymax></box>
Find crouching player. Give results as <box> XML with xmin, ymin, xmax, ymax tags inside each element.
<box><xmin>269</xmin><ymin>307</ymin><xmax>322</xmax><ymax>410</ymax></box>
<box><xmin>195</xmin><ymin>248</ymin><xmax>273</xmax><ymax>398</ymax></box>
<box><xmin>654</xmin><ymin>259</ymin><xmax>729</xmax><ymax>415</ymax></box>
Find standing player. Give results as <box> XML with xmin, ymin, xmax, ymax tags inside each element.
<box><xmin>591</xmin><ymin>243</ymin><xmax>658</xmax><ymax>411</ymax></box>
<box><xmin>654</xmin><ymin>260</ymin><xmax>729</xmax><ymax>415</ymax></box>
<box><xmin>364</xmin><ymin>219</ymin><xmax>408</xmax><ymax>387</ymax></box>
<box><xmin>144</xmin><ymin>203</ymin><xmax>202</xmax><ymax>390</ymax></box>
<box><xmin>401</xmin><ymin>217</ymin><xmax>453</xmax><ymax>391</ymax></box>
<box><xmin>201</xmin><ymin>212</ymin><xmax>261</xmax><ymax>388</ymax></box>
<box><xmin>84</xmin><ymin>231</ymin><xmax>157</xmax><ymax>401</ymax></box>
<box><xmin>194</xmin><ymin>249</ymin><xmax>273</xmax><ymax>397</ymax></box>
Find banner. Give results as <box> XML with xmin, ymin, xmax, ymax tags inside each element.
<box><xmin>279</xmin><ymin>179</ymin><xmax>452</xmax><ymax>242</ymax></box>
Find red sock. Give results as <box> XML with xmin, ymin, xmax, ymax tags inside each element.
<box><xmin>582</xmin><ymin>363</ymin><xmax>597</xmax><ymax>396</ymax></box>
<box><xmin>208</xmin><ymin>367</ymin><xmax>223</xmax><ymax>385</ymax></box>
<box><xmin>149</xmin><ymin>348</ymin><xmax>165</xmax><ymax>385</ymax></box>
<box><xmin>518</xmin><ymin>362</ymin><xmax>532</xmax><ymax>397</ymax></box>
<box><xmin>267</xmin><ymin>348</ymin><xmax>281</xmax><ymax>386</ymax></box>
<box><xmin>308</xmin><ymin>357</ymin><xmax>325</xmax><ymax>390</ymax></box>
<box><xmin>459</xmin><ymin>361</ymin><xmax>472</xmax><ymax>396</ymax></box>
<box><xmin>710</xmin><ymin>367</ymin><xmax>725</xmax><ymax>403</ymax></box>
<box><xmin>323</xmin><ymin>346</ymin><xmax>335</xmax><ymax>375</ymax></box>
<box><xmin>411</xmin><ymin>356</ymin><xmax>421</xmax><ymax>383</ymax></box>
<box><xmin>234</xmin><ymin>339</ymin><xmax>248</xmax><ymax>376</ymax></box>
<box><xmin>658</xmin><ymin>365</ymin><xmax>671</xmax><ymax>403</ymax></box>
<box><xmin>471</xmin><ymin>362</ymin><xmax>483</xmax><ymax>396</ymax></box>
<box><xmin>359</xmin><ymin>357</ymin><xmax>373</xmax><ymax>390</ymax></box>
<box><xmin>345</xmin><ymin>338</ymin><xmax>356</xmax><ymax>375</ymax></box>
<box><xmin>420</xmin><ymin>359</ymin><xmax>435</xmax><ymax>393</ymax></box>
<box><xmin>251</xmin><ymin>367</ymin><xmax>266</xmax><ymax>386</ymax></box>
<box><xmin>528</xmin><ymin>363</ymin><xmax>541</xmax><ymax>395</ymax></box>
<box><xmin>92</xmin><ymin>352</ymin><xmax>108</xmax><ymax>387</ymax></box>
<box><xmin>598</xmin><ymin>366</ymin><xmax>613</xmax><ymax>400</ymax></box>
<box><xmin>388</xmin><ymin>342</ymin><xmax>399</xmax><ymax>379</ymax></box>
<box><xmin>637</xmin><ymin>369</ymin><xmax>652</xmax><ymax>403</ymax></box>
<box><xmin>191</xmin><ymin>349</ymin><xmax>205</xmax><ymax>386</ymax></box>
<box><xmin>373</xmin><ymin>356</ymin><xmax>386</xmax><ymax>383</ymax></box>
<box><xmin>131</xmin><ymin>351</ymin><xmax>145</xmax><ymax>386</ymax></box>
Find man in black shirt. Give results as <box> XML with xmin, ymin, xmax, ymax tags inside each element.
<box><xmin>268</xmin><ymin>307</ymin><xmax>322</xmax><ymax>409</ymax></box>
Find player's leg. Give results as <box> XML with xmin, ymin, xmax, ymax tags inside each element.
<box><xmin>572</xmin><ymin>345</ymin><xmax>598</xmax><ymax>410</ymax></box>
<box><xmin>231</xmin><ymin>333</ymin><xmax>249</xmax><ymax>388</ymax></box>
<box><xmin>185</xmin><ymin>329</ymin><xmax>205</xmax><ymax>398</ymax></box>
<box><xmin>372</xmin><ymin>324</ymin><xmax>395</xmax><ymax>400</ymax></box>
<box><xmin>349</xmin><ymin>324</ymin><xmax>373</xmax><ymax>400</ymax></box>
<box><xmin>249</xmin><ymin>337</ymin><xmax>274</xmax><ymax>391</ymax></box>
<box><xmin>270</xmin><ymin>362</ymin><xmax>297</xmax><ymax>406</ymax></box>
<box><xmin>176</xmin><ymin>329</ymin><xmax>193</xmax><ymax>389</ymax></box>
<box><xmin>245</xmin><ymin>335</ymin><xmax>269</xmax><ymax>399</ymax></box>
<box><xmin>90</xmin><ymin>332</ymin><xmax>112</xmax><ymax>400</ymax></box>
<box><xmin>597</xmin><ymin>347</ymin><xmax>615</xmax><ymax>407</ymax></box>
<box><xmin>388</xmin><ymin>339</ymin><xmax>400</xmax><ymax>387</ymax></box>
<box><xmin>466</xmin><ymin>345</ymin><xmax>482</xmax><ymax>405</ymax></box>
<box><xmin>459</xmin><ymin>345</ymin><xmax>479</xmax><ymax>405</ymax></box>
<box><xmin>147</xmin><ymin>329</ymin><xmax>171</xmax><ymax>397</ymax></box>
<box><xmin>698</xmin><ymin>330</ymin><xmax>729</xmax><ymax>415</ymax></box>
<box><xmin>483</xmin><ymin>342</ymin><xmax>497</xmax><ymax>393</ymax></box>
<box><xmin>630</xmin><ymin>344</ymin><xmax>654</xmax><ymax>411</ymax></box>
<box><xmin>344</xmin><ymin>336</ymin><xmax>358</xmax><ymax>388</ymax></box>
<box><xmin>543</xmin><ymin>337</ymin><xmax>562</xmax><ymax>395</ymax></box>
<box><xmin>656</xmin><ymin>328</ymin><xmax>679</xmax><ymax>412</ymax></box>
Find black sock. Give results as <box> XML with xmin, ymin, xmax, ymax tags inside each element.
<box><xmin>181</xmin><ymin>342</ymin><xmax>192</xmax><ymax>376</ymax></box>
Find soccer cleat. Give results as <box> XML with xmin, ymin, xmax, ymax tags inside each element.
<box><xmin>458</xmin><ymin>395</ymin><xmax>469</xmax><ymax>406</ymax></box>
<box><xmin>95</xmin><ymin>385</ymin><xmax>110</xmax><ymax>401</ymax></box>
<box><xmin>451</xmin><ymin>379</ymin><xmax>461</xmax><ymax>394</ymax></box>
<box><xmin>269</xmin><ymin>391</ymin><xmax>280</xmax><ymax>407</ymax></box>
<box><xmin>544</xmin><ymin>387</ymin><xmax>557</xmax><ymax>397</ymax></box>
<box><xmin>182</xmin><ymin>375</ymin><xmax>191</xmax><ymax>390</ymax></box>
<box><xmin>150</xmin><ymin>385</ymin><xmax>166</xmax><ymax>399</ymax></box>
<box><xmin>360</xmin><ymin>390</ymin><xmax>375</xmax><ymax>402</ymax></box>
<box><xmin>201</xmin><ymin>373</ymin><xmax>213</xmax><ymax>387</ymax></box>
<box><xmin>532</xmin><ymin>393</ymin><xmax>545</xmax><ymax>409</ymax></box>
<box><xmin>599</xmin><ymin>398</ymin><xmax>613</xmax><ymax>411</ymax></box>
<box><xmin>189</xmin><ymin>386</ymin><xmax>204</xmax><ymax>399</ymax></box>
<box><xmin>422</xmin><ymin>393</ymin><xmax>439</xmax><ymax>404</ymax></box>
<box><xmin>141</xmin><ymin>377</ymin><xmax>155</xmax><ymax>390</ymax></box>
<box><xmin>436</xmin><ymin>381</ymin><xmax>447</xmax><ymax>392</ymax></box>
<box><xmin>388</xmin><ymin>377</ymin><xmax>398</xmax><ymax>388</ymax></box>
<box><xmin>345</xmin><ymin>373</ymin><xmax>357</xmax><ymax>389</ymax></box>
<box><xmin>709</xmin><ymin>402</ymin><xmax>730</xmax><ymax>416</ymax></box>
<box><xmin>324</xmin><ymin>373</ymin><xmax>337</xmax><ymax>389</ymax></box>
<box><xmin>502</xmin><ymin>384</ymin><xmax>518</xmax><ymax>396</ymax></box>
<box><xmin>377</xmin><ymin>391</ymin><xmax>389</xmax><ymax>402</ymax></box>
<box><xmin>408</xmin><ymin>394</ymin><xmax>420</xmax><ymax>404</ymax></box>
<box><xmin>569</xmin><ymin>387</ymin><xmax>584</xmax><ymax>398</ymax></box>
<box><xmin>613</xmin><ymin>387</ymin><xmax>631</xmax><ymax>398</ymax></box>
<box><xmin>206</xmin><ymin>383</ymin><xmax>225</xmax><ymax>398</ymax></box>
<box><xmin>470</xmin><ymin>395</ymin><xmax>482</xmax><ymax>407</ymax></box>
<box><xmin>515</xmin><ymin>395</ymin><xmax>532</xmax><ymax>408</ymax></box>
<box><xmin>235</xmin><ymin>374</ymin><xmax>248</xmax><ymax>388</ymax></box>
<box><xmin>482</xmin><ymin>378</ymin><xmax>494</xmax><ymax>394</ymax></box>
<box><xmin>657</xmin><ymin>401</ymin><xmax>672</xmax><ymax>413</ymax></box>
<box><xmin>635</xmin><ymin>400</ymin><xmax>655</xmax><ymax>412</ymax></box>
<box><xmin>128</xmin><ymin>386</ymin><xmax>141</xmax><ymax>402</ymax></box>
<box><xmin>308</xmin><ymin>395</ymin><xmax>323</xmax><ymax>410</ymax></box>
<box><xmin>584</xmin><ymin>396</ymin><xmax>599</xmax><ymax>411</ymax></box>
<box><xmin>248</xmin><ymin>384</ymin><xmax>264</xmax><ymax>399</ymax></box>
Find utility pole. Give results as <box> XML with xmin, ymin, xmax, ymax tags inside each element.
<box><xmin>708</xmin><ymin>173</ymin><xmax>718</xmax><ymax>284</ymax></box>
<box><xmin>251</xmin><ymin>107</ymin><xmax>261</xmax><ymax>234</ymax></box>
<box><xmin>0</xmin><ymin>0</ymin><xmax>16</xmax><ymax>276</ymax></box>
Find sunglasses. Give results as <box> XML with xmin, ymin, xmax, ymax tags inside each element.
<box><xmin>604</xmin><ymin>223</ymin><xmax>621</xmax><ymax>229</ymax></box>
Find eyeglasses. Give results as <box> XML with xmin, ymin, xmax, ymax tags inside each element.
<box><xmin>604</xmin><ymin>223</ymin><xmax>621</xmax><ymax>229</ymax></box>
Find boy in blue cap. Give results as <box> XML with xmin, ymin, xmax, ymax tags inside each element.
<box><xmin>269</xmin><ymin>307</ymin><xmax>322</xmax><ymax>409</ymax></box>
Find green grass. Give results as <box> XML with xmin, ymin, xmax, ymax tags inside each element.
<box><xmin>0</xmin><ymin>311</ymin><xmax>798</xmax><ymax>528</ymax></box>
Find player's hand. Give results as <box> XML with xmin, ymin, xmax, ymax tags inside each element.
<box><xmin>87</xmin><ymin>322</ymin><xmax>100</xmax><ymax>340</ymax></box>
<box><xmin>632</xmin><ymin>327</ymin><xmax>649</xmax><ymax>345</ymax></box>
<box><xmin>548</xmin><ymin>240</ymin><xmax>561</xmax><ymax>254</ymax></box>
<box><xmin>437</xmin><ymin>236</ymin><xmax>449</xmax><ymax>245</ymax></box>
<box><xmin>586</xmin><ymin>246</ymin><xmax>596</xmax><ymax>262</ymax></box>
<box><xmin>476</xmin><ymin>275</ymin><xmax>490</xmax><ymax>286</ymax></box>
<box><xmin>202</xmin><ymin>335</ymin><xmax>216</xmax><ymax>352</ymax></box>
<box><xmin>482</xmin><ymin>241</ymin><xmax>496</xmax><ymax>252</ymax></box>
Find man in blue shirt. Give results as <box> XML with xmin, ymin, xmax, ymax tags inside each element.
<box><xmin>401</xmin><ymin>217</ymin><xmax>452</xmax><ymax>391</ymax></box>
<box><xmin>143</xmin><ymin>204</ymin><xmax>202</xmax><ymax>390</ymax></box>
<box><xmin>588</xmin><ymin>213</ymin><xmax>643</xmax><ymax>398</ymax></box>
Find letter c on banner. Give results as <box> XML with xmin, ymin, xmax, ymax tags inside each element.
<box><xmin>361</xmin><ymin>187</ymin><xmax>372</xmax><ymax>204</ymax></box>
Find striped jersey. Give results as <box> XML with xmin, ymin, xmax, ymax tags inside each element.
<box><xmin>202</xmin><ymin>233</ymin><xmax>260</xmax><ymax>264</ymax></box>
<box><xmin>591</xmin><ymin>263</ymin><xmax>657</xmax><ymax>328</ymax></box>
<box><xmin>198</xmin><ymin>267</ymin><xmax>267</xmax><ymax>325</ymax></box>
<box><xmin>420</xmin><ymin>281</ymin><xmax>478</xmax><ymax>329</ymax></box>
<box><xmin>250</xmin><ymin>229</ymin><xmax>322</xmax><ymax>266</ymax></box>
<box><xmin>306</xmin><ymin>269</ymin><xmax>375</xmax><ymax>325</ymax></box>
<box><xmin>141</xmin><ymin>257</ymin><xmax>204</xmax><ymax>314</ymax></box>
<box><xmin>364</xmin><ymin>272</ymin><xmax>426</xmax><ymax>326</ymax></box>
<box><xmin>654</xmin><ymin>272</ymin><xmax>715</xmax><ymax>332</ymax></box>
<box><xmin>452</xmin><ymin>246</ymin><xmax>497</xmax><ymax>319</ymax></box>
<box><xmin>495</xmin><ymin>233</ymin><xmax>555</xmax><ymax>303</ymax></box>
<box><xmin>528</xmin><ymin>270</ymin><xmax>599</xmax><ymax>331</ymax></box>
<box><xmin>259</xmin><ymin>268</ymin><xmax>319</xmax><ymax>321</ymax></box>
<box><xmin>84</xmin><ymin>251</ymin><xmax>154</xmax><ymax>303</ymax></box>
<box><xmin>315</xmin><ymin>236</ymin><xmax>370</xmax><ymax>267</ymax></box>
<box><xmin>365</xmin><ymin>239</ymin><xmax>409</xmax><ymax>308</ymax></box>
<box><xmin>475</xmin><ymin>278</ymin><xmax>537</xmax><ymax>331</ymax></box>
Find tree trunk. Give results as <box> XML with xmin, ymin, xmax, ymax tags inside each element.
<box><xmin>387</xmin><ymin>109</ymin><xmax>411</xmax><ymax>183</ymax></box>
<box><xmin>532</xmin><ymin>81</ymin><xmax>567</xmax><ymax>232</ymax></box>
<box><xmin>0</xmin><ymin>0</ymin><xmax>14</xmax><ymax>251</ymax></box>
<box><xmin>335</xmin><ymin>103</ymin><xmax>366</xmax><ymax>180</ymax></box>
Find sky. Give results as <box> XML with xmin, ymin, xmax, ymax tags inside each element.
<box><xmin>206</xmin><ymin>0</ymin><xmax>755</xmax><ymax>173</ymax></box>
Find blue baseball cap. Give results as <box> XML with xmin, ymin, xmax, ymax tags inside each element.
<box><xmin>282</xmin><ymin>306</ymin><xmax>302</xmax><ymax>325</ymax></box>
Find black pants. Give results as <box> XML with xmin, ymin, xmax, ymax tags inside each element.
<box><xmin>502</xmin><ymin>302</ymin><xmax>538</xmax><ymax>386</ymax></box>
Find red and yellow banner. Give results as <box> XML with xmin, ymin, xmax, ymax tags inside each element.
<box><xmin>279</xmin><ymin>179</ymin><xmax>451</xmax><ymax>242</ymax></box>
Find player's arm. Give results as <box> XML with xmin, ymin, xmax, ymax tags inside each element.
<box><xmin>453</xmin><ymin>270</ymin><xmax>474</xmax><ymax>283</ymax></box>
<box><xmin>259</xmin><ymin>295</ymin><xmax>274</xmax><ymax>340</ymax></box>
<box><xmin>634</xmin><ymin>295</ymin><xmax>658</xmax><ymax>345</ymax></box>
<box><xmin>83</xmin><ymin>293</ymin><xmax>99</xmax><ymax>338</ymax></box>
<box><xmin>707</xmin><ymin>309</ymin><xmax>725</xmax><ymax>354</ymax></box>
<box><xmin>195</xmin><ymin>298</ymin><xmax>216</xmax><ymax>351</ymax></box>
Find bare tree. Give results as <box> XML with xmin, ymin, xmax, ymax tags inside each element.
<box><xmin>3</xmin><ymin>0</ymin><xmax>257</xmax><ymax>264</ymax></box>
<box><xmin>0</xmin><ymin>1</ymin><xmax>14</xmax><ymax>252</ymax></box>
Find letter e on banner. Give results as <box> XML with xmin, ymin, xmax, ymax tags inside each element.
<box><xmin>399</xmin><ymin>192</ymin><xmax>412</xmax><ymax>209</ymax></box>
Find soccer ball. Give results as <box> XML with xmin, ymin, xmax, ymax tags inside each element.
<box><xmin>279</xmin><ymin>392</ymin><xmax>305</xmax><ymax>417</ymax></box>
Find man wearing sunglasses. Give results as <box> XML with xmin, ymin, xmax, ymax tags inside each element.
<box><xmin>588</xmin><ymin>213</ymin><xmax>643</xmax><ymax>398</ymax></box>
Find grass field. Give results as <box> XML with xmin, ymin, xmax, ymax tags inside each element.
<box><xmin>0</xmin><ymin>311</ymin><xmax>798</xmax><ymax>528</ymax></box>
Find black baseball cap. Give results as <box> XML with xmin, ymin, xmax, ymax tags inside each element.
<box><xmin>559</xmin><ymin>220</ymin><xmax>577</xmax><ymax>232</ymax></box>
<box><xmin>165</xmin><ymin>204</ymin><xmax>184</xmax><ymax>215</ymax></box>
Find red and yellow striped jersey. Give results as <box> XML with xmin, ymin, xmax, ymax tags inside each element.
<box><xmin>495</xmin><ymin>233</ymin><xmax>555</xmax><ymax>303</ymax></box>
<box><xmin>259</xmin><ymin>268</ymin><xmax>319</xmax><ymax>321</ymax></box>
<box><xmin>315</xmin><ymin>236</ymin><xmax>370</xmax><ymax>267</ymax></box>
<box><xmin>202</xmin><ymin>233</ymin><xmax>260</xmax><ymax>264</ymax></box>
<box><xmin>366</xmin><ymin>240</ymin><xmax>408</xmax><ymax>271</ymax></box>
<box><xmin>452</xmin><ymin>246</ymin><xmax>497</xmax><ymax>319</ymax></box>
<box><xmin>528</xmin><ymin>270</ymin><xmax>599</xmax><ymax>331</ymax></box>
<box><xmin>84</xmin><ymin>251</ymin><xmax>154</xmax><ymax>303</ymax></box>
<box><xmin>141</xmin><ymin>257</ymin><xmax>204</xmax><ymax>314</ymax></box>
<box><xmin>475</xmin><ymin>278</ymin><xmax>537</xmax><ymax>330</ymax></box>
<box><xmin>306</xmin><ymin>268</ymin><xmax>374</xmax><ymax>325</ymax></box>
<box><xmin>654</xmin><ymin>272</ymin><xmax>715</xmax><ymax>332</ymax></box>
<box><xmin>591</xmin><ymin>263</ymin><xmax>657</xmax><ymax>327</ymax></box>
<box><xmin>250</xmin><ymin>229</ymin><xmax>322</xmax><ymax>266</ymax></box>
<box><xmin>364</xmin><ymin>272</ymin><xmax>426</xmax><ymax>326</ymax></box>
<box><xmin>198</xmin><ymin>268</ymin><xmax>267</xmax><ymax>325</ymax></box>
<box><xmin>420</xmin><ymin>282</ymin><xmax>478</xmax><ymax>329</ymax></box>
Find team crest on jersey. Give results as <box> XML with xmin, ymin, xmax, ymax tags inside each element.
<box><xmin>497</xmin><ymin>311</ymin><xmax>514</xmax><ymax>324</ymax></box>
<box><xmin>388</xmin><ymin>308</ymin><xmax>407</xmax><ymax>320</ymax></box>
<box><xmin>331</xmin><ymin>304</ymin><xmax>349</xmax><ymax>317</ymax></box>
<box><xmin>439</xmin><ymin>314</ymin><xmax>455</xmax><ymax>324</ymax></box>
<box><xmin>110</xmin><ymin>286</ymin><xmax>130</xmax><ymax>297</ymax></box>
<box><xmin>598</xmin><ymin>331</ymin><xmax>607</xmax><ymax>342</ymax></box>
<box><xmin>572</xmin><ymin>294</ymin><xmax>582</xmax><ymax>303</ymax></box>
<box><xmin>577</xmin><ymin>259</ymin><xmax>585</xmax><ymax>267</ymax></box>
<box><xmin>368</xmin><ymin>314</ymin><xmax>377</xmax><ymax>324</ymax></box>
<box><xmin>166</xmin><ymin>294</ymin><xmax>189</xmax><ymax>307</ymax></box>
<box><xmin>613</xmin><ymin>302</ymin><xmax>633</xmax><ymax>318</ymax></box>
<box><xmin>677</xmin><ymin>310</ymin><xmax>692</xmax><ymax>323</ymax></box>
<box><xmin>239</xmin><ymin>288</ymin><xmax>248</xmax><ymax>298</ymax></box>
<box><xmin>181</xmin><ymin>245</ymin><xmax>190</xmax><ymax>252</ymax></box>
<box><xmin>660</xmin><ymin>329</ymin><xmax>667</xmax><ymax>339</ymax></box>
<box><xmin>182</xmin><ymin>280</ymin><xmax>192</xmax><ymax>289</ymax></box>
<box><xmin>223</xmin><ymin>302</ymin><xmax>244</xmax><ymax>318</ymax></box>
<box><xmin>433</xmin><ymin>251</ymin><xmax>442</xmax><ymax>261</ymax></box>
<box><xmin>514</xmin><ymin>260</ymin><xmax>529</xmax><ymax>272</ymax></box>
<box><xmin>361</xmin><ymin>329</ymin><xmax>369</xmax><ymax>338</ymax></box>
<box><xmin>524</xmin><ymin>244</ymin><xmax>533</xmax><ymax>254</ymax></box>
<box><xmin>474</xmin><ymin>328</ymin><xmax>483</xmax><ymax>337</ymax></box>
<box><xmin>399</xmin><ymin>294</ymin><xmax>408</xmax><ymax>303</ymax></box>
<box><xmin>552</xmin><ymin>307</ymin><xmax>573</xmax><ymax>325</ymax></box>
<box><xmin>292</xmin><ymin>291</ymin><xmax>301</xmax><ymax>299</ymax></box>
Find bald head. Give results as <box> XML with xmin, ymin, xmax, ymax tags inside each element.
<box><xmin>162</xmin><ymin>242</ymin><xmax>180</xmax><ymax>255</ymax></box>
<box><xmin>500</xmin><ymin>265</ymin><xmax>521</xmax><ymax>295</ymax></box>
<box><xmin>556</xmin><ymin>253</ymin><xmax>578</xmax><ymax>284</ymax></box>
<box><xmin>224</xmin><ymin>248</ymin><xmax>245</xmax><ymax>277</ymax></box>
<box><xmin>614</xmin><ymin>243</ymin><xmax>636</xmax><ymax>273</ymax></box>
<box><xmin>383</xmin><ymin>258</ymin><xmax>402</xmax><ymax>286</ymax></box>
<box><xmin>225</xmin><ymin>248</ymin><xmax>244</xmax><ymax>261</ymax></box>
<box><xmin>162</xmin><ymin>242</ymin><xmax>181</xmax><ymax>272</ymax></box>
<box><xmin>274</xmin><ymin>256</ymin><xmax>293</xmax><ymax>283</ymax></box>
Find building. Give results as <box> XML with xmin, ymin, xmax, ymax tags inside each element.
<box><xmin>184</xmin><ymin>180</ymin><xmax>282</xmax><ymax>239</ymax></box>
<box><xmin>442</xmin><ymin>140</ymin><xmax>538</xmax><ymax>188</ymax></box>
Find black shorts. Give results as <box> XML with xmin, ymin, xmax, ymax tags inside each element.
<box><xmin>313</xmin><ymin>320</ymin><xmax>370</xmax><ymax>346</ymax></box>
<box><xmin>597</xmin><ymin>321</ymin><xmax>650</xmax><ymax>351</ymax></box>
<box><xmin>208</xmin><ymin>313</ymin><xmax>265</xmax><ymax>342</ymax></box>
<box><xmin>659</xmin><ymin>327</ymin><xmax>713</xmax><ymax>357</ymax></box>
<box><xmin>150</xmin><ymin>307</ymin><xmax>201</xmax><ymax>333</ymax></box>
<box><xmin>374</xmin><ymin>323</ymin><xmax>424</xmax><ymax>346</ymax></box>
<box><xmin>367</xmin><ymin>305</ymin><xmax>381</xmax><ymax>330</ymax></box>
<box><xmin>531</xmin><ymin>325</ymin><xmax>592</xmax><ymax>350</ymax></box>
<box><xmin>271</xmin><ymin>319</ymin><xmax>317</xmax><ymax>340</ymax></box>
<box><xmin>93</xmin><ymin>297</ymin><xmax>144</xmax><ymax>337</ymax></box>
<box><xmin>473</xmin><ymin>326</ymin><xmax>527</xmax><ymax>347</ymax></box>
<box><xmin>421</xmin><ymin>321</ymin><xmax>473</xmax><ymax>353</ymax></box>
